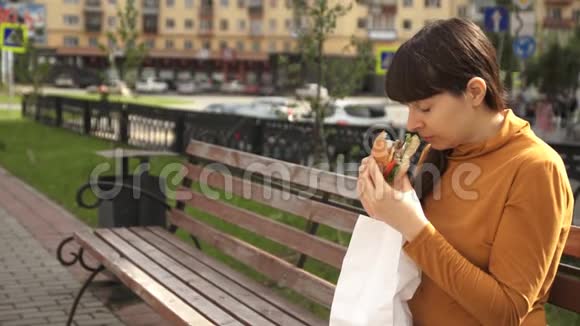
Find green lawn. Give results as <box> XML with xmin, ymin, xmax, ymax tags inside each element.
<box><xmin>50</xmin><ymin>93</ymin><xmax>190</xmax><ymax>107</ymax></box>
<box><xmin>0</xmin><ymin>110</ymin><xmax>578</xmax><ymax>324</ymax></box>
<box><xmin>0</xmin><ymin>94</ymin><xmax>22</xmax><ymax>104</ymax></box>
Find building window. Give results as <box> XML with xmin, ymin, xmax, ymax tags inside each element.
<box><xmin>250</xmin><ymin>20</ymin><xmax>262</xmax><ymax>35</ymax></box>
<box><xmin>239</xmin><ymin>19</ymin><xmax>246</xmax><ymax>30</ymax></box>
<box><xmin>220</xmin><ymin>41</ymin><xmax>228</xmax><ymax>50</ymax></box>
<box><xmin>252</xmin><ymin>41</ymin><xmax>260</xmax><ymax>52</ymax></box>
<box><xmin>165</xmin><ymin>39</ymin><xmax>174</xmax><ymax>49</ymax></box>
<box><xmin>236</xmin><ymin>41</ymin><xmax>244</xmax><ymax>51</ymax></box>
<box><xmin>166</xmin><ymin>0</ymin><xmax>175</xmax><ymax>7</ymax></box>
<box><xmin>108</xmin><ymin>0</ymin><xmax>117</xmax><ymax>4</ymax></box>
<box><xmin>185</xmin><ymin>0</ymin><xmax>194</xmax><ymax>8</ymax></box>
<box><xmin>268</xmin><ymin>41</ymin><xmax>276</xmax><ymax>52</ymax></box>
<box><xmin>63</xmin><ymin>36</ymin><xmax>79</xmax><ymax>47</ymax></box>
<box><xmin>220</xmin><ymin>19</ymin><xmax>228</xmax><ymax>31</ymax></box>
<box><xmin>270</xmin><ymin>0</ymin><xmax>276</xmax><ymax>7</ymax></box>
<box><xmin>574</xmin><ymin>10</ymin><xmax>580</xmax><ymax>25</ymax></box>
<box><xmin>424</xmin><ymin>0</ymin><xmax>440</xmax><ymax>8</ymax></box>
<box><xmin>402</xmin><ymin>0</ymin><xmax>412</xmax><ymax>7</ymax></box>
<box><xmin>403</xmin><ymin>19</ymin><xmax>412</xmax><ymax>30</ymax></box>
<box><xmin>63</xmin><ymin>15</ymin><xmax>79</xmax><ymax>26</ymax></box>
<box><xmin>457</xmin><ymin>5</ymin><xmax>467</xmax><ymax>18</ymax></box>
<box><xmin>285</xmin><ymin>18</ymin><xmax>291</xmax><ymax>30</ymax></box>
<box><xmin>203</xmin><ymin>41</ymin><xmax>211</xmax><ymax>49</ymax></box>
<box><xmin>185</xmin><ymin>19</ymin><xmax>194</xmax><ymax>29</ymax></box>
<box><xmin>108</xmin><ymin>16</ymin><xmax>116</xmax><ymax>28</ymax></box>
<box><xmin>88</xmin><ymin>37</ymin><xmax>99</xmax><ymax>47</ymax></box>
<box><xmin>238</xmin><ymin>0</ymin><xmax>245</xmax><ymax>8</ymax></box>
<box><xmin>64</xmin><ymin>0</ymin><xmax>80</xmax><ymax>4</ymax></box>
<box><xmin>145</xmin><ymin>39</ymin><xmax>155</xmax><ymax>49</ymax></box>
<box><xmin>547</xmin><ymin>7</ymin><xmax>562</xmax><ymax>20</ymax></box>
<box><xmin>221</xmin><ymin>0</ymin><xmax>228</xmax><ymax>6</ymax></box>
<box><xmin>269</xmin><ymin>19</ymin><xmax>276</xmax><ymax>32</ymax></box>
<box><xmin>166</xmin><ymin>18</ymin><xmax>175</xmax><ymax>29</ymax></box>
<box><xmin>424</xmin><ymin>19</ymin><xmax>435</xmax><ymax>26</ymax></box>
<box><xmin>357</xmin><ymin>18</ymin><xmax>366</xmax><ymax>29</ymax></box>
<box><xmin>143</xmin><ymin>15</ymin><xmax>158</xmax><ymax>34</ymax></box>
<box><xmin>184</xmin><ymin>40</ymin><xmax>193</xmax><ymax>49</ymax></box>
<box><xmin>201</xmin><ymin>20</ymin><xmax>212</xmax><ymax>32</ymax></box>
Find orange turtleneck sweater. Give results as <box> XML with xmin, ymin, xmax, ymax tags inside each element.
<box><xmin>403</xmin><ymin>109</ymin><xmax>574</xmax><ymax>326</ymax></box>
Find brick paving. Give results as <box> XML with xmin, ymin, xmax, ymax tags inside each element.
<box><xmin>0</xmin><ymin>167</ymin><xmax>165</xmax><ymax>325</ymax></box>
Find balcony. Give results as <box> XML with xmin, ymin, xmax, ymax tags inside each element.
<box><xmin>248</xmin><ymin>0</ymin><xmax>263</xmax><ymax>17</ymax></box>
<box><xmin>358</xmin><ymin>0</ymin><xmax>396</xmax><ymax>6</ymax></box>
<box><xmin>84</xmin><ymin>0</ymin><xmax>102</xmax><ymax>12</ymax></box>
<box><xmin>85</xmin><ymin>13</ymin><xmax>102</xmax><ymax>32</ymax></box>
<box><xmin>142</xmin><ymin>0</ymin><xmax>160</xmax><ymax>14</ymax></box>
<box><xmin>142</xmin><ymin>14</ymin><xmax>159</xmax><ymax>34</ymax></box>
<box><xmin>543</xmin><ymin>17</ymin><xmax>574</xmax><ymax>29</ymax></box>
<box><xmin>199</xmin><ymin>20</ymin><xmax>213</xmax><ymax>36</ymax></box>
<box><xmin>368</xmin><ymin>28</ymin><xmax>397</xmax><ymax>41</ymax></box>
<box><xmin>545</xmin><ymin>0</ymin><xmax>572</xmax><ymax>5</ymax></box>
<box><xmin>200</xmin><ymin>0</ymin><xmax>214</xmax><ymax>19</ymax></box>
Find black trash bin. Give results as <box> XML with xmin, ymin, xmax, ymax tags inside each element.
<box><xmin>81</xmin><ymin>174</ymin><xmax>167</xmax><ymax>228</ymax></box>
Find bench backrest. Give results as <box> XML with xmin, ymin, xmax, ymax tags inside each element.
<box><xmin>171</xmin><ymin>140</ymin><xmax>580</xmax><ymax>312</ymax></box>
<box><xmin>548</xmin><ymin>225</ymin><xmax>580</xmax><ymax>313</ymax></box>
<box><xmin>170</xmin><ymin>140</ymin><xmax>362</xmax><ymax>308</ymax></box>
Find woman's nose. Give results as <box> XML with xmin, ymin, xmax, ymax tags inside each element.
<box><xmin>406</xmin><ymin>110</ymin><xmax>423</xmax><ymax>132</ymax></box>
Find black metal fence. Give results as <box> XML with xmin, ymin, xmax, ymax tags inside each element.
<box><xmin>21</xmin><ymin>94</ymin><xmax>405</xmax><ymax>173</ymax></box>
<box><xmin>21</xmin><ymin>94</ymin><xmax>580</xmax><ymax>189</ymax></box>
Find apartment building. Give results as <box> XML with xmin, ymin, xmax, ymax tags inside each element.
<box><xmin>536</xmin><ymin>0</ymin><xmax>580</xmax><ymax>50</ymax></box>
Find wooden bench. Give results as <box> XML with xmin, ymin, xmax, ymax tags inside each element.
<box><xmin>58</xmin><ymin>139</ymin><xmax>580</xmax><ymax>325</ymax></box>
<box><xmin>58</xmin><ymin>139</ymin><xmax>362</xmax><ymax>325</ymax></box>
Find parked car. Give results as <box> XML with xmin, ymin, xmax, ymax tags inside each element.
<box><xmin>220</xmin><ymin>80</ymin><xmax>245</xmax><ymax>94</ymax></box>
<box><xmin>296</xmin><ymin>99</ymin><xmax>397</xmax><ymax>127</ymax></box>
<box><xmin>295</xmin><ymin>83</ymin><xmax>329</xmax><ymax>100</ymax></box>
<box><xmin>54</xmin><ymin>74</ymin><xmax>75</xmax><ymax>88</ymax></box>
<box><xmin>244</xmin><ymin>83</ymin><xmax>260</xmax><ymax>95</ymax></box>
<box><xmin>135</xmin><ymin>77</ymin><xmax>168</xmax><ymax>93</ymax></box>
<box><xmin>203</xmin><ymin>102</ymin><xmax>280</xmax><ymax>120</ymax></box>
<box><xmin>86</xmin><ymin>80</ymin><xmax>129</xmax><ymax>96</ymax></box>
<box><xmin>259</xmin><ymin>84</ymin><xmax>276</xmax><ymax>96</ymax></box>
<box><xmin>202</xmin><ymin>103</ymin><xmax>241</xmax><ymax>114</ymax></box>
<box><xmin>176</xmin><ymin>79</ymin><xmax>199</xmax><ymax>94</ymax></box>
<box><xmin>250</xmin><ymin>97</ymin><xmax>311</xmax><ymax>121</ymax></box>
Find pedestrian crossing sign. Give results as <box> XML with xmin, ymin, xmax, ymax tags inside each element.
<box><xmin>375</xmin><ymin>46</ymin><xmax>398</xmax><ymax>75</ymax></box>
<box><xmin>0</xmin><ymin>23</ymin><xmax>28</xmax><ymax>54</ymax></box>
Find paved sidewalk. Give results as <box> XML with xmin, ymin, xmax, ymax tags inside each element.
<box><xmin>0</xmin><ymin>167</ymin><xmax>165</xmax><ymax>325</ymax></box>
<box><xmin>0</xmin><ymin>208</ymin><xmax>123</xmax><ymax>326</ymax></box>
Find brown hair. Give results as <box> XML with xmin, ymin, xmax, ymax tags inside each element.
<box><xmin>385</xmin><ymin>18</ymin><xmax>506</xmax><ymax>200</ymax></box>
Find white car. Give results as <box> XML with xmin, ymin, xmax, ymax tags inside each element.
<box><xmin>220</xmin><ymin>80</ymin><xmax>245</xmax><ymax>94</ymax></box>
<box><xmin>54</xmin><ymin>74</ymin><xmax>75</xmax><ymax>88</ymax></box>
<box><xmin>295</xmin><ymin>83</ymin><xmax>329</xmax><ymax>100</ymax></box>
<box><xmin>251</xmin><ymin>97</ymin><xmax>311</xmax><ymax>121</ymax></box>
<box><xmin>135</xmin><ymin>77</ymin><xmax>168</xmax><ymax>93</ymax></box>
<box><xmin>297</xmin><ymin>99</ymin><xmax>403</xmax><ymax>128</ymax></box>
<box><xmin>176</xmin><ymin>80</ymin><xmax>199</xmax><ymax>94</ymax></box>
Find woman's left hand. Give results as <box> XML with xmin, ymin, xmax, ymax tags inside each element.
<box><xmin>357</xmin><ymin>156</ymin><xmax>430</xmax><ymax>242</ymax></box>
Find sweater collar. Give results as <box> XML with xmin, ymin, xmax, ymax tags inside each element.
<box><xmin>449</xmin><ymin>109</ymin><xmax>530</xmax><ymax>160</ymax></box>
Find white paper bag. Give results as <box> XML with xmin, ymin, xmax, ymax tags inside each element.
<box><xmin>329</xmin><ymin>192</ymin><xmax>422</xmax><ymax>326</ymax></box>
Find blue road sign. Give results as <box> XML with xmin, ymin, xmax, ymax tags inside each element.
<box><xmin>513</xmin><ymin>36</ymin><xmax>536</xmax><ymax>59</ymax></box>
<box><xmin>484</xmin><ymin>6</ymin><xmax>509</xmax><ymax>33</ymax></box>
<box><xmin>375</xmin><ymin>46</ymin><xmax>398</xmax><ymax>75</ymax></box>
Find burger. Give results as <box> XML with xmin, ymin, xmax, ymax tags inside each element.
<box><xmin>371</xmin><ymin>131</ymin><xmax>421</xmax><ymax>184</ymax></box>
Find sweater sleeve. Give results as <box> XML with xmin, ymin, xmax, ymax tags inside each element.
<box><xmin>403</xmin><ymin>159</ymin><xmax>572</xmax><ymax>325</ymax></box>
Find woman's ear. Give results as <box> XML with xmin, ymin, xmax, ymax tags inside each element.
<box><xmin>466</xmin><ymin>77</ymin><xmax>487</xmax><ymax>107</ymax></box>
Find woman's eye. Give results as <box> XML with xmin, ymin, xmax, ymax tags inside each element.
<box><xmin>421</xmin><ymin>108</ymin><xmax>431</xmax><ymax>113</ymax></box>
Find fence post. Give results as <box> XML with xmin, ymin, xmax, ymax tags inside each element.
<box><xmin>34</xmin><ymin>95</ymin><xmax>41</xmax><ymax>122</ymax></box>
<box><xmin>83</xmin><ymin>100</ymin><xmax>91</xmax><ymax>135</ymax></box>
<box><xmin>55</xmin><ymin>97</ymin><xmax>62</xmax><ymax>127</ymax></box>
<box><xmin>252</xmin><ymin>119</ymin><xmax>264</xmax><ymax>155</ymax></box>
<box><xmin>119</xmin><ymin>103</ymin><xmax>129</xmax><ymax>144</ymax></box>
<box><xmin>21</xmin><ymin>94</ymin><xmax>26</xmax><ymax>117</ymax></box>
<box><xmin>173</xmin><ymin>112</ymin><xmax>185</xmax><ymax>154</ymax></box>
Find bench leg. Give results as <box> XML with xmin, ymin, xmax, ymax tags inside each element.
<box><xmin>67</xmin><ymin>265</ymin><xmax>105</xmax><ymax>326</ymax></box>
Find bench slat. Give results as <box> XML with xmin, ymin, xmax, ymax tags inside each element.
<box><xmin>184</xmin><ymin>163</ymin><xmax>358</xmax><ymax>232</ymax></box>
<box><xmin>131</xmin><ymin>227</ymin><xmax>317</xmax><ymax>326</ymax></box>
<box><xmin>168</xmin><ymin>209</ymin><xmax>336</xmax><ymax>307</ymax></box>
<box><xmin>111</xmin><ymin>228</ymin><xmax>279</xmax><ymax>325</ymax></box>
<box><xmin>94</xmin><ymin>229</ymin><xmax>245</xmax><ymax>326</ymax></box>
<box><xmin>179</xmin><ymin>186</ymin><xmax>347</xmax><ymax>268</ymax></box>
<box><xmin>147</xmin><ymin>227</ymin><xmax>327</xmax><ymax>326</ymax></box>
<box><xmin>563</xmin><ymin>225</ymin><xmax>580</xmax><ymax>259</ymax></box>
<box><xmin>186</xmin><ymin>140</ymin><xmax>358</xmax><ymax>200</ymax></box>
<box><xmin>548</xmin><ymin>271</ymin><xmax>580</xmax><ymax>313</ymax></box>
<box><xmin>73</xmin><ymin>231</ymin><xmax>214</xmax><ymax>326</ymax></box>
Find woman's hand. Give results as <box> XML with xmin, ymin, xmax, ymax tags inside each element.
<box><xmin>357</xmin><ymin>156</ymin><xmax>430</xmax><ymax>242</ymax></box>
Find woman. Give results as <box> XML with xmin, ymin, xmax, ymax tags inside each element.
<box><xmin>357</xmin><ymin>18</ymin><xmax>574</xmax><ymax>325</ymax></box>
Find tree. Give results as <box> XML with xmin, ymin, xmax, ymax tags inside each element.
<box><xmin>14</xmin><ymin>41</ymin><xmax>50</xmax><ymax>101</ymax></box>
<box><xmin>284</xmin><ymin>0</ymin><xmax>375</xmax><ymax>167</ymax></box>
<box><xmin>101</xmin><ymin>0</ymin><xmax>148</xmax><ymax>88</ymax></box>
<box><xmin>525</xmin><ymin>28</ymin><xmax>580</xmax><ymax>99</ymax></box>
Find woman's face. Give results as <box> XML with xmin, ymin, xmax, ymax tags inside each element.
<box><xmin>406</xmin><ymin>92</ymin><xmax>479</xmax><ymax>150</ymax></box>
